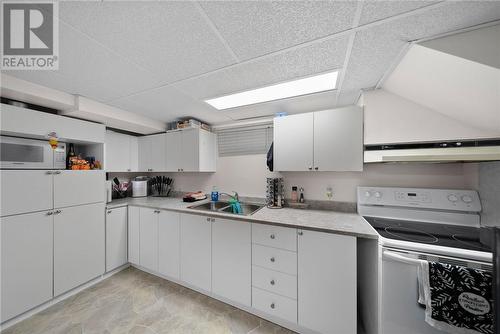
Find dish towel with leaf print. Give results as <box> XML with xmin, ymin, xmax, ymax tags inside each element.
<box><xmin>417</xmin><ymin>261</ymin><xmax>494</xmax><ymax>334</ymax></box>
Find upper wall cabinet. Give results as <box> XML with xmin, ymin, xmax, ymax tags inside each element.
<box><xmin>0</xmin><ymin>103</ymin><xmax>105</xmax><ymax>143</ymax></box>
<box><xmin>274</xmin><ymin>106</ymin><xmax>363</xmax><ymax>172</ymax></box>
<box><xmin>166</xmin><ymin>129</ymin><xmax>217</xmax><ymax>172</ymax></box>
<box><xmin>138</xmin><ymin>133</ymin><xmax>167</xmax><ymax>172</ymax></box>
<box><xmin>105</xmin><ymin>130</ymin><xmax>138</xmax><ymax>172</ymax></box>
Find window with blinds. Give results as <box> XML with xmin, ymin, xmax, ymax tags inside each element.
<box><xmin>217</xmin><ymin>125</ymin><xmax>273</xmax><ymax>157</ymax></box>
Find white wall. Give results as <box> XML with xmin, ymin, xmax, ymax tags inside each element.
<box><xmin>152</xmin><ymin>154</ymin><xmax>479</xmax><ymax>203</ymax></box>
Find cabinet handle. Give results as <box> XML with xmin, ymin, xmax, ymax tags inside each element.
<box><xmin>211</xmin><ymin>218</ymin><xmax>215</xmax><ymax>222</ymax></box>
<box><xmin>46</xmin><ymin>211</ymin><xmax>53</xmax><ymax>215</ymax></box>
<box><xmin>46</xmin><ymin>171</ymin><xmax>53</xmax><ymax>175</ymax></box>
<box><xmin>270</xmin><ymin>234</ymin><xmax>275</xmax><ymax>239</ymax></box>
<box><xmin>315</xmin><ymin>167</ymin><xmax>319</xmax><ymax>170</ymax></box>
<box><xmin>107</xmin><ymin>210</ymin><xmax>112</xmax><ymax>214</ymax></box>
<box><xmin>270</xmin><ymin>279</ymin><xmax>275</xmax><ymax>285</ymax></box>
<box><xmin>270</xmin><ymin>303</ymin><xmax>275</xmax><ymax>309</ymax></box>
<box><xmin>206</xmin><ymin>217</ymin><xmax>210</xmax><ymax>222</ymax></box>
<box><xmin>308</xmin><ymin>166</ymin><xmax>312</xmax><ymax>170</ymax></box>
<box><xmin>270</xmin><ymin>257</ymin><xmax>275</xmax><ymax>263</ymax></box>
<box><xmin>54</xmin><ymin>170</ymin><xmax>61</xmax><ymax>174</ymax></box>
<box><xmin>54</xmin><ymin>210</ymin><xmax>62</xmax><ymax>215</ymax></box>
<box><xmin>181</xmin><ymin>169</ymin><xmax>184</xmax><ymax>172</ymax></box>
<box><xmin>298</xmin><ymin>231</ymin><xmax>303</xmax><ymax>236</ymax></box>
<box><xmin>127</xmin><ymin>169</ymin><xmax>131</xmax><ymax>172</ymax></box>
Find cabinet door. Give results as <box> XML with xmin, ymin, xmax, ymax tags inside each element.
<box><xmin>298</xmin><ymin>230</ymin><xmax>356</xmax><ymax>334</ymax></box>
<box><xmin>180</xmin><ymin>213</ymin><xmax>211</xmax><ymax>292</ymax></box>
<box><xmin>165</xmin><ymin>131</ymin><xmax>182</xmax><ymax>172</ymax></box>
<box><xmin>138</xmin><ymin>136</ymin><xmax>152</xmax><ymax>171</ymax></box>
<box><xmin>129</xmin><ymin>136</ymin><xmax>139</xmax><ymax>172</ymax></box>
<box><xmin>158</xmin><ymin>211</ymin><xmax>180</xmax><ymax>279</ymax></box>
<box><xmin>128</xmin><ymin>206</ymin><xmax>140</xmax><ymax>265</ymax></box>
<box><xmin>199</xmin><ymin>130</ymin><xmax>217</xmax><ymax>172</ymax></box>
<box><xmin>53</xmin><ymin>170</ymin><xmax>105</xmax><ymax>208</ymax></box>
<box><xmin>181</xmin><ymin>129</ymin><xmax>199</xmax><ymax>172</ymax></box>
<box><xmin>212</xmin><ymin>218</ymin><xmax>251</xmax><ymax>306</ymax></box>
<box><xmin>313</xmin><ymin>107</ymin><xmax>363</xmax><ymax>171</ymax></box>
<box><xmin>1</xmin><ymin>211</ymin><xmax>53</xmax><ymax>321</ymax></box>
<box><xmin>105</xmin><ymin>130</ymin><xmax>130</xmax><ymax>172</ymax></box>
<box><xmin>274</xmin><ymin>113</ymin><xmax>314</xmax><ymax>171</ymax></box>
<box><xmin>106</xmin><ymin>207</ymin><xmax>128</xmax><ymax>272</ymax></box>
<box><xmin>54</xmin><ymin>203</ymin><xmax>105</xmax><ymax>296</ymax></box>
<box><xmin>139</xmin><ymin>208</ymin><xmax>159</xmax><ymax>272</ymax></box>
<box><xmin>150</xmin><ymin>133</ymin><xmax>166</xmax><ymax>172</ymax></box>
<box><xmin>0</xmin><ymin>170</ymin><xmax>53</xmax><ymax>217</ymax></box>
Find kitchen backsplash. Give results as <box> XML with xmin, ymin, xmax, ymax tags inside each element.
<box><xmin>479</xmin><ymin>161</ymin><xmax>500</xmax><ymax>227</ymax></box>
<box><xmin>108</xmin><ymin>154</ymin><xmax>479</xmax><ymax>203</ymax></box>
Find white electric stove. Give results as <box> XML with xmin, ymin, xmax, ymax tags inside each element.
<box><xmin>357</xmin><ymin>186</ymin><xmax>492</xmax><ymax>334</ymax></box>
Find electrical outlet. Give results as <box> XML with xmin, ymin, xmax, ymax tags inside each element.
<box><xmin>326</xmin><ymin>186</ymin><xmax>333</xmax><ymax>200</ymax></box>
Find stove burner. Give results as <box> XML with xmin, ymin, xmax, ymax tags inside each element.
<box><xmin>384</xmin><ymin>226</ymin><xmax>439</xmax><ymax>244</ymax></box>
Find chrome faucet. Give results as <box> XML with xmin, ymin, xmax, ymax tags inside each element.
<box><xmin>220</xmin><ymin>191</ymin><xmax>239</xmax><ymax>202</ymax></box>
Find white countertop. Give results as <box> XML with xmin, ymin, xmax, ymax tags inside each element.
<box><xmin>107</xmin><ymin>197</ymin><xmax>378</xmax><ymax>239</ymax></box>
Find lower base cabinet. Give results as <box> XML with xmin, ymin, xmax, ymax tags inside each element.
<box><xmin>212</xmin><ymin>218</ymin><xmax>251</xmax><ymax>306</ymax></box>
<box><xmin>54</xmin><ymin>203</ymin><xmax>105</xmax><ymax>296</ymax></box>
<box><xmin>298</xmin><ymin>230</ymin><xmax>357</xmax><ymax>334</ymax></box>
<box><xmin>106</xmin><ymin>207</ymin><xmax>128</xmax><ymax>272</ymax></box>
<box><xmin>158</xmin><ymin>211</ymin><xmax>180</xmax><ymax>279</ymax></box>
<box><xmin>180</xmin><ymin>213</ymin><xmax>212</xmax><ymax>292</ymax></box>
<box><xmin>128</xmin><ymin>206</ymin><xmax>140</xmax><ymax>265</ymax></box>
<box><xmin>139</xmin><ymin>208</ymin><xmax>159</xmax><ymax>272</ymax></box>
<box><xmin>1</xmin><ymin>211</ymin><xmax>53</xmax><ymax>322</ymax></box>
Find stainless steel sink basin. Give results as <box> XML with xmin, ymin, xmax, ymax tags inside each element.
<box><xmin>220</xmin><ymin>203</ymin><xmax>263</xmax><ymax>216</ymax></box>
<box><xmin>188</xmin><ymin>201</ymin><xmax>264</xmax><ymax>216</ymax></box>
<box><xmin>188</xmin><ymin>201</ymin><xmax>230</xmax><ymax>212</ymax></box>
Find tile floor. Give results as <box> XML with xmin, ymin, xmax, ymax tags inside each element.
<box><xmin>2</xmin><ymin>267</ymin><xmax>295</xmax><ymax>334</ymax></box>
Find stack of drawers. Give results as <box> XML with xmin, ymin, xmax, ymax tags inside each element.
<box><xmin>251</xmin><ymin>224</ymin><xmax>297</xmax><ymax>323</ymax></box>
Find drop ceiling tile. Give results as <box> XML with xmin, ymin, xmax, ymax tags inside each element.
<box><xmin>358</xmin><ymin>1</ymin><xmax>437</xmax><ymax>25</ymax></box>
<box><xmin>340</xmin><ymin>1</ymin><xmax>500</xmax><ymax>97</ymax></box>
<box><xmin>173</xmin><ymin>36</ymin><xmax>349</xmax><ymax>101</ymax></box>
<box><xmin>109</xmin><ymin>86</ymin><xmax>231</xmax><ymax>125</ymax></box>
<box><xmin>199</xmin><ymin>1</ymin><xmax>358</xmax><ymax>60</ymax></box>
<box><xmin>59</xmin><ymin>1</ymin><xmax>236</xmax><ymax>84</ymax></box>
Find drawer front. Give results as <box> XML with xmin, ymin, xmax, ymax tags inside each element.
<box><xmin>252</xmin><ymin>244</ymin><xmax>297</xmax><ymax>275</ymax></box>
<box><xmin>252</xmin><ymin>287</ymin><xmax>297</xmax><ymax>324</ymax></box>
<box><xmin>252</xmin><ymin>223</ymin><xmax>297</xmax><ymax>251</ymax></box>
<box><xmin>252</xmin><ymin>265</ymin><xmax>297</xmax><ymax>299</ymax></box>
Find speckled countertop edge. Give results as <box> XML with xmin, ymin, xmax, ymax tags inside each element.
<box><xmin>106</xmin><ymin>197</ymin><xmax>379</xmax><ymax>239</ymax></box>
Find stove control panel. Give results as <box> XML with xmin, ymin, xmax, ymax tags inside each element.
<box><xmin>358</xmin><ymin>187</ymin><xmax>481</xmax><ymax>212</ymax></box>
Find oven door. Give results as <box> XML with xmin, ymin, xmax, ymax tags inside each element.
<box><xmin>0</xmin><ymin>136</ymin><xmax>54</xmax><ymax>169</ymax></box>
<box><xmin>381</xmin><ymin>247</ymin><xmax>492</xmax><ymax>334</ymax></box>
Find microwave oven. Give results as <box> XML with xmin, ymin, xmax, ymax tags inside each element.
<box><xmin>0</xmin><ymin>136</ymin><xmax>66</xmax><ymax>169</ymax></box>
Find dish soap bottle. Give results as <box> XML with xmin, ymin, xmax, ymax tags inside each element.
<box><xmin>211</xmin><ymin>186</ymin><xmax>219</xmax><ymax>202</ymax></box>
<box><xmin>299</xmin><ymin>187</ymin><xmax>305</xmax><ymax>203</ymax></box>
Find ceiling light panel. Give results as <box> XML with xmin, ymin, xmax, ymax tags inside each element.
<box><xmin>205</xmin><ymin>71</ymin><xmax>339</xmax><ymax>110</ymax></box>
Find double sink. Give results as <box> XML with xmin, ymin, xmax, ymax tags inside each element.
<box><xmin>188</xmin><ymin>201</ymin><xmax>264</xmax><ymax>216</ymax></box>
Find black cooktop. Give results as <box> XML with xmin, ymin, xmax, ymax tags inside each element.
<box><xmin>363</xmin><ymin>216</ymin><xmax>492</xmax><ymax>252</ymax></box>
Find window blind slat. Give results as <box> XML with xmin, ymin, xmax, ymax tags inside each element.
<box><xmin>217</xmin><ymin>125</ymin><xmax>273</xmax><ymax>157</ymax></box>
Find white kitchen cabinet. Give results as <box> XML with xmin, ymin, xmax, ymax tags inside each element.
<box><xmin>274</xmin><ymin>113</ymin><xmax>314</xmax><ymax>171</ymax></box>
<box><xmin>1</xmin><ymin>211</ymin><xmax>53</xmax><ymax>321</ymax></box>
<box><xmin>54</xmin><ymin>203</ymin><xmax>105</xmax><ymax>296</ymax></box>
<box><xmin>298</xmin><ymin>230</ymin><xmax>357</xmax><ymax>334</ymax></box>
<box><xmin>0</xmin><ymin>103</ymin><xmax>105</xmax><ymax>144</ymax></box>
<box><xmin>128</xmin><ymin>206</ymin><xmax>140</xmax><ymax>265</ymax></box>
<box><xmin>139</xmin><ymin>208</ymin><xmax>159</xmax><ymax>272</ymax></box>
<box><xmin>158</xmin><ymin>211</ymin><xmax>180</xmax><ymax>279</ymax></box>
<box><xmin>212</xmin><ymin>218</ymin><xmax>251</xmax><ymax>306</ymax></box>
<box><xmin>106</xmin><ymin>207</ymin><xmax>128</xmax><ymax>272</ymax></box>
<box><xmin>165</xmin><ymin>129</ymin><xmax>216</xmax><ymax>172</ymax></box>
<box><xmin>314</xmin><ymin>108</ymin><xmax>363</xmax><ymax>171</ymax></box>
<box><xmin>0</xmin><ymin>170</ymin><xmax>53</xmax><ymax>217</ymax></box>
<box><xmin>274</xmin><ymin>106</ymin><xmax>363</xmax><ymax>171</ymax></box>
<box><xmin>53</xmin><ymin>170</ymin><xmax>105</xmax><ymax>208</ymax></box>
<box><xmin>105</xmin><ymin>130</ymin><xmax>139</xmax><ymax>172</ymax></box>
<box><xmin>180</xmin><ymin>213</ymin><xmax>212</xmax><ymax>292</ymax></box>
<box><xmin>138</xmin><ymin>133</ymin><xmax>166</xmax><ymax>172</ymax></box>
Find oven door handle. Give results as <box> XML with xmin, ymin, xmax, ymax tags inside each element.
<box><xmin>383</xmin><ymin>250</ymin><xmax>426</xmax><ymax>266</ymax></box>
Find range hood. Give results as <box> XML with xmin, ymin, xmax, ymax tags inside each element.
<box><xmin>364</xmin><ymin>140</ymin><xmax>500</xmax><ymax>163</ymax></box>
